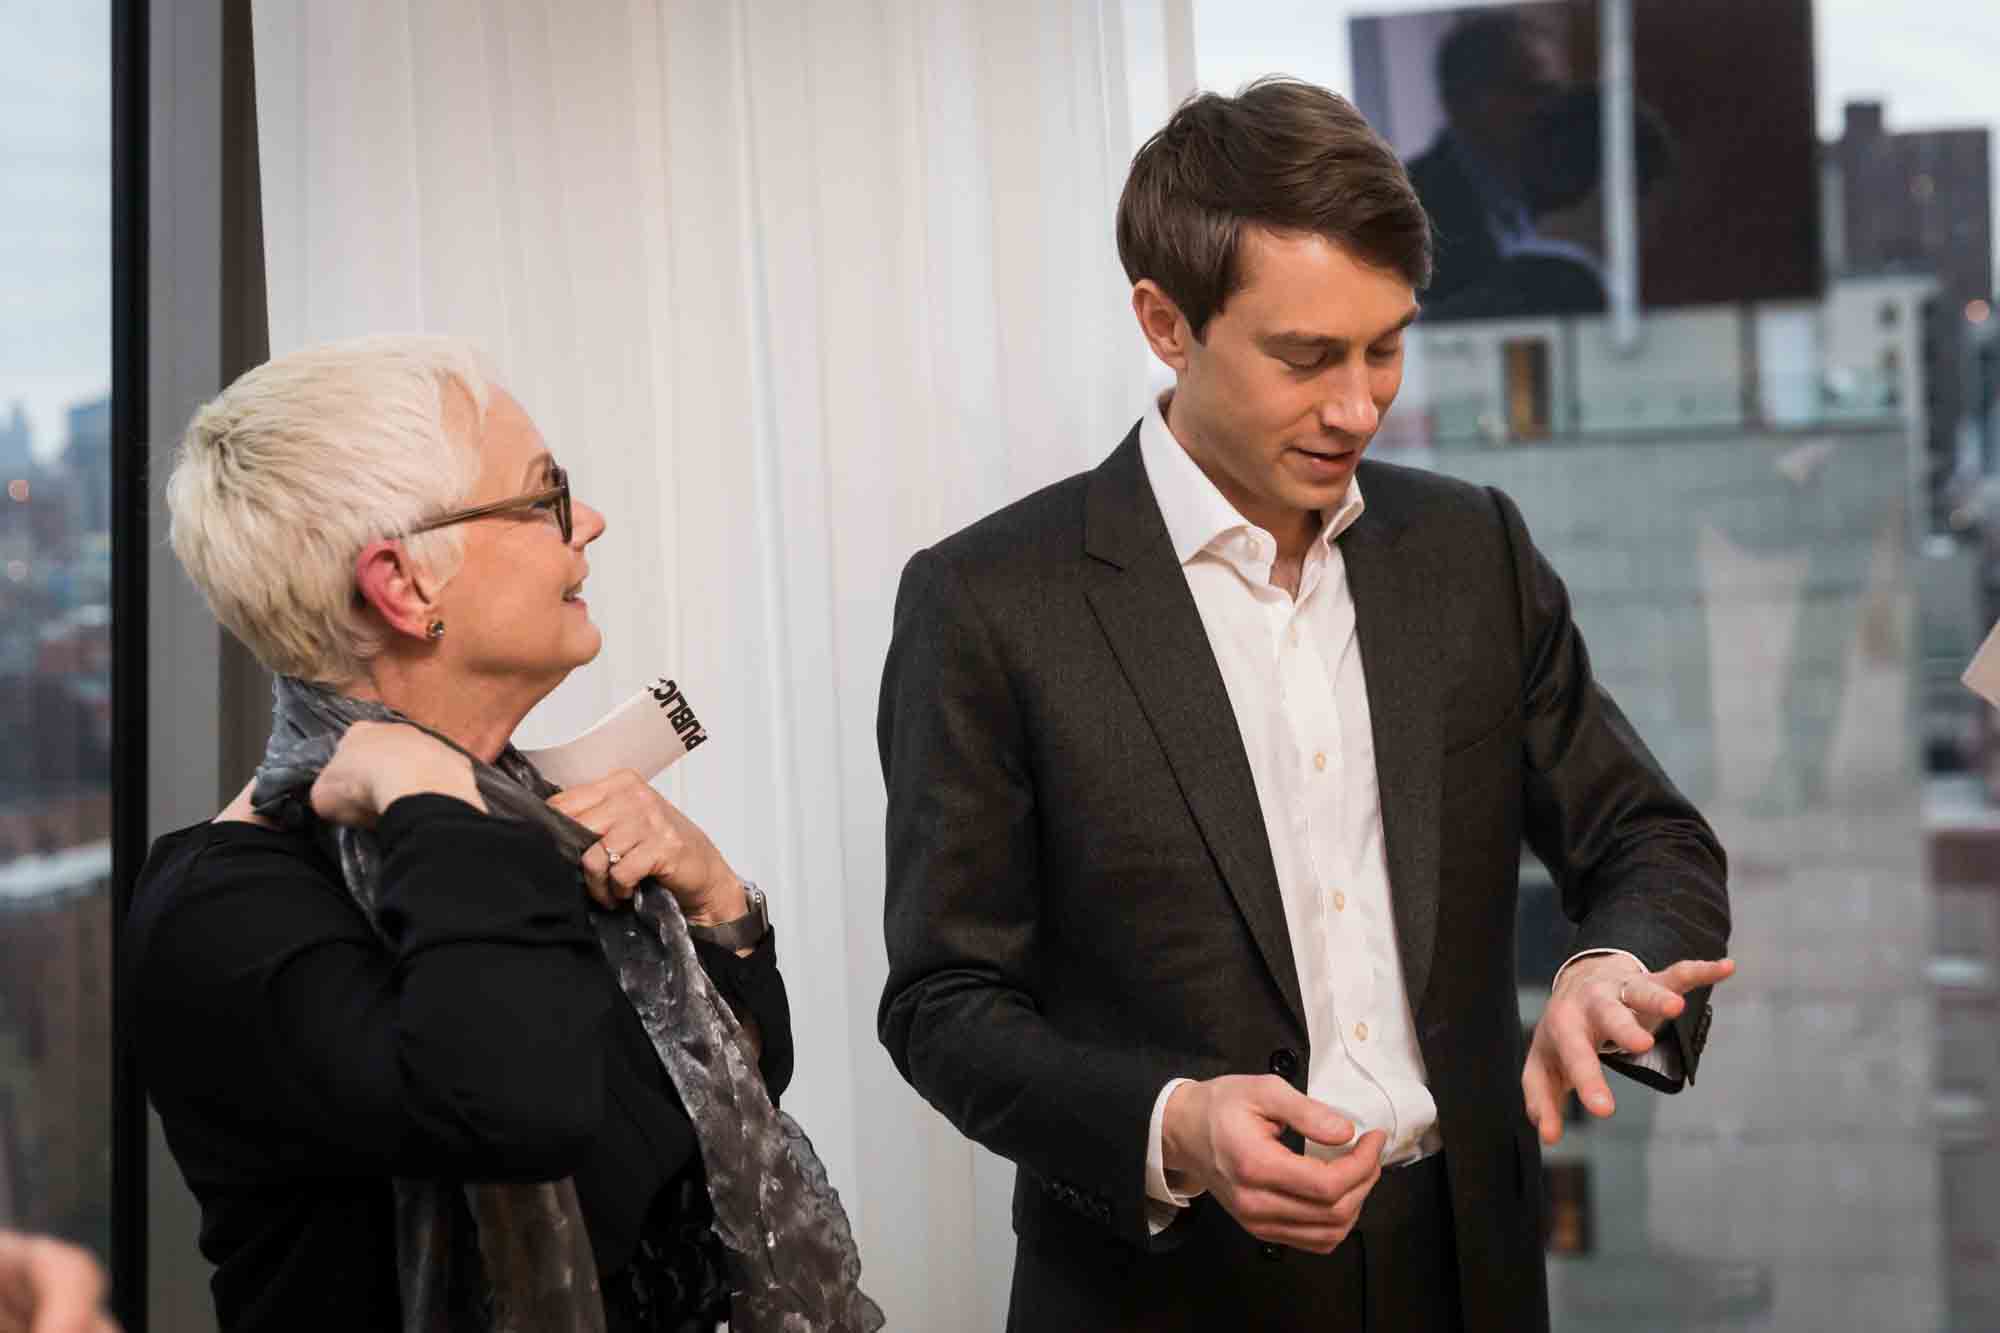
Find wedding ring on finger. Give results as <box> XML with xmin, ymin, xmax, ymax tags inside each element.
<box><xmin>604</xmin><ymin>846</ymin><xmax>624</xmax><ymax>867</ymax></box>
<box><xmin>1601</xmin><ymin>980</ymin><xmax>1639</xmax><ymax>1055</ymax></box>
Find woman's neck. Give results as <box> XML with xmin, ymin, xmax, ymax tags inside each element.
<box><xmin>343</xmin><ymin>666</ymin><xmax>548</xmax><ymax>764</ymax></box>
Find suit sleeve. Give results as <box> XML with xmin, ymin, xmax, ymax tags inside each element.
<box><xmin>1495</xmin><ymin>487</ymin><xmax>1731</xmax><ymax>1089</ymax></box>
<box><xmin>877</xmin><ymin>547</ymin><xmax>1185</xmax><ymax>1247</ymax></box>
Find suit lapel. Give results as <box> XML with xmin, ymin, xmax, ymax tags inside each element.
<box><xmin>1339</xmin><ymin>478</ymin><xmax>1445</xmax><ymax>1019</ymax></box>
<box><xmin>1082</xmin><ymin>432</ymin><xmax>1306</xmax><ymax>1032</ymax></box>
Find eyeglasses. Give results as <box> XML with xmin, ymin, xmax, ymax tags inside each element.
<box><xmin>409</xmin><ymin>463</ymin><xmax>573</xmax><ymax>544</ymax></box>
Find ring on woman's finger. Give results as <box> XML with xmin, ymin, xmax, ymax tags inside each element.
<box><xmin>1617</xmin><ymin>980</ymin><xmax>1632</xmax><ymax>1006</ymax></box>
<box><xmin>605</xmin><ymin>847</ymin><xmax>623</xmax><ymax>867</ymax></box>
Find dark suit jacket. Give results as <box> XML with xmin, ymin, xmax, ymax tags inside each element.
<box><xmin>877</xmin><ymin>429</ymin><xmax>1729</xmax><ymax>1331</ymax></box>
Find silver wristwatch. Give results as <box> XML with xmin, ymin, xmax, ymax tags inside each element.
<box><xmin>687</xmin><ymin>882</ymin><xmax>768</xmax><ymax>952</ymax></box>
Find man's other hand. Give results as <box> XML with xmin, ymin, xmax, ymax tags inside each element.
<box><xmin>1161</xmin><ymin>1074</ymin><xmax>1386</xmax><ymax>1253</ymax></box>
<box><xmin>0</xmin><ymin>1230</ymin><xmax>120</xmax><ymax>1333</ymax></box>
<box><xmin>1523</xmin><ymin>955</ymin><xmax>1737</xmax><ymax>1145</ymax></box>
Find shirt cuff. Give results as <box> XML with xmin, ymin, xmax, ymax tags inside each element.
<box><xmin>1554</xmin><ymin>948</ymin><xmax>1684</xmax><ymax>1081</ymax></box>
<box><xmin>1146</xmin><ymin>1077</ymin><xmax>1205</xmax><ymax>1235</ymax></box>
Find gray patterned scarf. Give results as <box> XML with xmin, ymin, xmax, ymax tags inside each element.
<box><xmin>251</xmin><ymin>677</ymin><xmax>884</xmax><ymax>1333</ymax></box>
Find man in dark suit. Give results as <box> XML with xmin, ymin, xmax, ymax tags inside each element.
<box><xmin>1405</xmin><ymin>11</ymin><xmax>1567</xmax><ymax>309</ymax></box>
<box><xmin>877</xmin><ymin>79</ymin><xmax>1732</xmax><ymax>1332</ymax></box>
<box><xmin>1427</xmin><ymin>88</ymin><xmax>1680</xmax><ymax>323</ymax></box>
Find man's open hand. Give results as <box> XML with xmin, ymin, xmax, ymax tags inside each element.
<box><xmin>1161</xmin><ymin>1074</ymin><xmax>1387</xmax><ymax>1253</ymax></box>
<box><xmin>1523</xmin><ymin>955</ymin><xmax>1736</xmax><ymax>1145</ymax></box>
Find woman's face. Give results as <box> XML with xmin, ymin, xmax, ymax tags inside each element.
<box><xmin>432</xmin><ymin>385</ymin><xmax>607</xmax><ymax>693</ymax></box>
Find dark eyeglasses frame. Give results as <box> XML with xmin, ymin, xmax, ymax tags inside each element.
<box><xmin>409</xmin><ymin>463</ymin><xmax>572</xmax><ymax>544</ymax></box>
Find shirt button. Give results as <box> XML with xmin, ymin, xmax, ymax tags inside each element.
<box><xmin>1354</xmin><ymin>1022</ymin><xmax>1369</xmax><ymax>1042</ymax></box>
<box><xmin>1333</xmin><ymin>891</ymin><xmax>1347</xmax><ymax>912</ymax></box>
<box><xmin>1313</xmin><ymin>752</ymin><xmax>1327</xmax><ymax>772</ymax></box>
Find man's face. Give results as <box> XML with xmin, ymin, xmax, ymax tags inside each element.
<box><xmin>1160</xmin><ymin>228</ymin><xmax>1417</xmax><ymax>541</ymax></box>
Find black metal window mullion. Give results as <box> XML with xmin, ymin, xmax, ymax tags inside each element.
<box><xmin>109</xmin><ymin>0</ymin><xmax>150</xmax><ymax>1327</ymax></box>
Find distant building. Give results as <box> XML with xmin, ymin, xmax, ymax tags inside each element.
<box><xmin>1826</xmin><ymin>100</ymin><xmax>1995</xmax><ymax>532</ymax></box>
<box><xmin>1978</xmin><ymin>319</ymin><xmax>2000</xmax><ymax>471</ymax></box>
<box><xmin>60</xmin><ymin>397</ymin><xmax>110</xmax><ymax>536</ymax></box>
<box><xmin>1823</xmin><ymin>272</ymin><xmax>1942</xmax><ymax>500</ymax></box>
<box><xmin>0</xmin><ymin>404</ymin><xmax>30</xmax><ymax>478</ymax></box>
<box><xmin>1395</xmin><ymin>288</ymin><xmax>1921</xmax><ymax>463</ymax></box>
<box><xmin>0</xmin><ymin>843</ymin><xmax>112</xmax><ymax>1240</ymax></box>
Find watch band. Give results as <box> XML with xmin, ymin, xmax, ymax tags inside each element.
<box><xmin>687</xmin><ymin>882</ymin><xmax>768</xmax><ymax>951</ymax></box>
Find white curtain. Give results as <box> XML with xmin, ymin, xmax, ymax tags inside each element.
<box><xmin>252</xmin><ymin>2</ymin><xmax>1193</xmax><ymax>1324</ymax></box>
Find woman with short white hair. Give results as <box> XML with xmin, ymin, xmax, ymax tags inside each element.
<box><xmin>127</xmin><ymin>335</ymin><xmax>882</xmax><ymax>1333</ymax></box>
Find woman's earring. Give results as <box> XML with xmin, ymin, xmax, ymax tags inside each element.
<box><xmin>426</xmin><ymin>619</ymin><xmax>446</xmax><ymax>641</ymax></box>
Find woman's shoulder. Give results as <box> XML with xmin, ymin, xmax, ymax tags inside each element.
<box><xmin>127</xmin><ymin>810</ymin><xmax>369</xmax><ymax>986</ymax></box>
<box><xmin>134</xmin><ymin>811</ymin><xmax>330</xmax><ymax>908</ymax></box>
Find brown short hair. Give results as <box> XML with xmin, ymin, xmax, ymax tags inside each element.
<box><xmin>1116</xmin><ymin>78</ymin><xmax>1432</xmax><ymax>338</ymax></box>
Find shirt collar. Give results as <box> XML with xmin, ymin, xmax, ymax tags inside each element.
<box><xmin>1137</xmin><ymin>393</ymin><xmax>1366</xmax><ymax>571</ymax></box>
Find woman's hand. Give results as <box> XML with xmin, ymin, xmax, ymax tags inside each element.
<box><xmin>547</xmin><ymin>770</ymin><xmax>746</xmax><ymax>922</ymax></box>
<box><xmin>309</xmin><ymin>721</ymin><xmax>486</xmax><ymax>827</ymax></box>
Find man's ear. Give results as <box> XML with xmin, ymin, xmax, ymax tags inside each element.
<box><xmin>1132</xmin><ymin>280</ymin><xmax>1196</xmax><ymax>373</ymax></box>
<box><xmin>354</xmin><ymin>540</ymin><xmax>440</xmax><ymax>642</ymax></box>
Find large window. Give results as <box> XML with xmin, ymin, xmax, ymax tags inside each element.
<box><xmin>0</xmin><ymin>0</ymin><xmax>114</xmax><ymax>1262</ymax></box>
<box><xmin>1198</xmin><ymin>0</ymin><xmax>2000</xmax><ymax>1327</ymax></box>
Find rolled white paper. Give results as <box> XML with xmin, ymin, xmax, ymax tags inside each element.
<box><xmin>522</xmin><ymin>677</ymin><xmax>710</xmax><ymax>789</ymax></box>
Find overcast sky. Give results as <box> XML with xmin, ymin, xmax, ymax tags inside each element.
<box><xmin>0</xmin><ymin>2</ymin><xmax>108</xmax><ymax>462</ymax></box>
<box><xmin>1</xmin><ymin>1</ymin><xmax>1996</xmax><ymax>457</ymax></box>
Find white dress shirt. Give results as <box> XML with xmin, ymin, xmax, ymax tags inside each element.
<box><xmin>1134</xmin><ymin>397</ymin><xmax>1670</xmax><ymax>1230</ymax></box>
